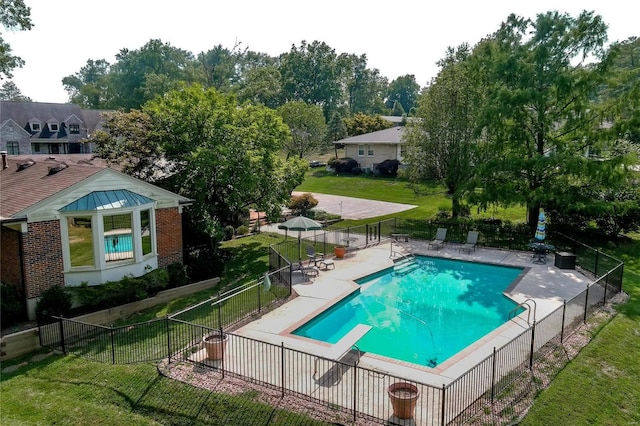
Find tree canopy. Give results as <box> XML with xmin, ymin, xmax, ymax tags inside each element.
<box><xmin>90</xmin><ymin>84</ymin><xmax>307</xmax><ymax>239</ymax></box>
<box><xmin>0</xmin><ymin>0</ymin><xmax>32</xmax><ymax>79</ymax></box>
<box><xmin>277</xmin><ymin>101</ymin><xmax>328</xmax><ymax>159</ymax></box>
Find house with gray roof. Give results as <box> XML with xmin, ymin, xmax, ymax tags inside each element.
<box><xmin>0</xmin><ymin>152</ymin><xmax>191</xmax><ymax>320</ymax></box>
<box><xmin>334</xmin><ymin>126</ymin><xmax>406</xmax><ymax>171</ymax></box>
<box><xmin>0</xmin><ymin>101</ymin><xmax>106</xmax><ymax>156</ymax></box>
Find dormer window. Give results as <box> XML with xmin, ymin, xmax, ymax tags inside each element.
<box><xmin>31</xmin><ymin>123</ymin><xmax>41</xmax><ymax>131</ymax></box>
<box><xmin>50</xmin><ymin>123</ymin><xmax>59</xmax><ymax>132</ymax></box>
<box><xmin>69</xmin><ymin>124</ymin><xmax>80</xmax><ymax>134</ymax></box>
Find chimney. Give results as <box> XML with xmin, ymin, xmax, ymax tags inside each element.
<box><xmin>1</xmin><ymin>151</ymin><xmax>7</xmax><ymax>170</ymax></box>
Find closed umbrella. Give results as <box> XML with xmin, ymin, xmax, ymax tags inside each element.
<box><xmin>534</xmin><ymin>210</ymin><xmax>546</xmax><ymax>241</ymax></box>
<box><xmin>278</xmin><ymin>215</ymin><xmax>323</xmax><ymax>261</ymax></box>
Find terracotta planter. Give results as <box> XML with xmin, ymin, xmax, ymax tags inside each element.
<box><xmin>334</xmin><ymin>246</ymin><xmax>346</xmax><ymax>258</ymax></box>
<box><xmin>203</xmin><ymin>332</ymin><xmax>228</xmax><ymax>360</ymax></box>
<box><xmin>388</xmin><ymin>382</ymin><xmax>420</xmax><ymax>419</ymax></box>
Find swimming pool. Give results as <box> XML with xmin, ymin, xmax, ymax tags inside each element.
<box><xmin>293</xmin><ymin>256</ymin><xmax>524</xmax><ymax>367</ymax></box>
<box><xmin>104</xmin><ymin>233</ymin><xmax>133</xmax><ymax>254</ymax></box>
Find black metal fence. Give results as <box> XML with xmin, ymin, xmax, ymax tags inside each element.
<box><xmin>39</xmin><ymin>220</ymin><xmax>625</xmax><ymax>425</ymax></box>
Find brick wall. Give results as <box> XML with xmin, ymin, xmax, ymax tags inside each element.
<box><xmin>22</xmin><ymin>220</ymin><xmax>64</xmax><ymax>298</ymax></box>
<box><xmin>155</xmin><ymin>207</ymin><xmax>183</xmax><ymax>268</ymax></box>
<box><xmin>0</xmin><ymin>227</ymin><xmax>23</xmax><ymax>288</ymax></box>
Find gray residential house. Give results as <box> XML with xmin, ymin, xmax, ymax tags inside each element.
<box><xmin>334</xmin><ymin>126</ymin><xmax>406</xmax><ymax>172</ymax></box>
<box><xmin>0</xmin><ymin>101</ymin><xmax>105</xmax><ymax>156</ymax></box>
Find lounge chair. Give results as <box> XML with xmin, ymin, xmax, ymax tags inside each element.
<box><xmin>459</xmin><ymin>231</ymin><xmax>479</xmax><ymax>253</ymax></box>
<box><xmin>428</xmin><ymin>228</ymin><xmax>447</xmax><ymax>250</ymax></box>
<box><xmin>306</xmin><ymin>245</ymin><xmax>325</xmax><ymax>266</ymax></box>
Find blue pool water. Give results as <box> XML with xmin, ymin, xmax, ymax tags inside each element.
<box><xmin>293</xmin><ymin>256</ymin><xmax>524</xmax><ymax>367</ymax></box>
<box><xmin>104</xmin><ymin>234</ymin><xmax>133</xmax><ymax>254</ymax></box>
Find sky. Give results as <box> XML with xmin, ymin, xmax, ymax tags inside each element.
<box><xmin>3</xmin><ymin>0</ymin><xmax>638</xmax><ymax>104</ymax></box>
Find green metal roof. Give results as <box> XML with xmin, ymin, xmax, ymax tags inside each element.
<box><xmin>60</xmin><ymin>190</ymin><xmax>154</xmax><ymax>212</ymax></box>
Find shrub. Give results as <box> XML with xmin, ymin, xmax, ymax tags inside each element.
<box><xmin>236</xmin><ymin>225</ymin><xmax>250</xmax><ymax>235</ymax></box>
<box><xmin>36</xmin><ymin>285</ymin><xmax>72</xmax><ymax>322</ymax></box>
<box><xmin>167</xmin><ymin>262</ymin><xmax>188</xmax><ymax>287</ymax></box>
<box><xmin>375</xmin><ymin>159</ymin><xmax>401</xmax><ymax>176</ymax></box>
<box><xmin>186</xmin><ymin>248</ymin><xmax>224</xmax><ymax>282</ymax></box>
<box><xmin>143</xmin><ymin>268</ymin><xmax>170</xmax><ymax>295</ymax></box>
<box><xmin>1</xmin><ymin>283</ymin><xmax>26</xmax><ymax>327</ymax></box>
<box><xmin>223</xmin><ymin>225</ymin><xmax>235</xmax><ymax>240</ymax></box>
<box><xmin>333</xmin><ymin>157</ymin><xmax>359</xmax><ymax>173</ymax></box>
<box><xmin>289</xmin><ymin>193</ymin><xmax>319</xmax><ymax>216</ymax></box>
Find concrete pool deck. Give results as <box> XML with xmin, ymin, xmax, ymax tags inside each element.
<box><xmin>233</xmin><ymin>240</ymin><xmax>593</xmax><ymax>388</ymax></box>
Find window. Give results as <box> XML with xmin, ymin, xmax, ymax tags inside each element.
<box><xmin>104</xmin><ymin>213</ymin><xmax>133</xmax><ymax>262</ymax></box>
<box><xmin>141</xmin><ymin>209</ymin><xmax>152</xmax><ymax>256</ymax></box>
<box><xmin>69</xmin><ymin>124</ymin><xmax>80</xmax><ymax>134</ymax></box>
<box><xmin>68</xmin><ymin>217</ymin><xmax>94</xmax><ymax>267</ymax></box>
<box><xmin>31</xmin><ymin>123</ymin><xmax>40</xmax><ymax>131</ymax></box>
<box><xmin>32</xmin><ymin>143</ymin><xmax>41</xmax><ymax>153</ymax></box>
<box><xmin>50</xmin><ymin>123</ymin><xmax>59</xmax><ymax>131</ymax></box>
<box><xmin>358</xmin><ymin>144</ymin><xmax>365</xmax><ymax>156</ymax></box>
<box><xmin>367</xmin><ymin>145</ymin><xmax>374</xmax><ymax>156</ymax></box>
<box><xmin>6</xmin><ymin>142</ymin><xmax>19</xmax><ymax>155</ymax></box>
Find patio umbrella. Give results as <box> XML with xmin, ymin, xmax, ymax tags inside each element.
<box><xmin>278</xmin><ymin>215</ymin><xmax>323</xmax><ymax>260</ymax></box>
<box><xmin>534</xmin><ymin>209</ymin><xmax>546</xmax><ymax>241</ymax></box>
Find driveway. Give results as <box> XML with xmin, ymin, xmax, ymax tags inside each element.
<box><xmin>291</xmin><ymin>191</ymin><xmax>417</xmax><ymax>220</ymax></box>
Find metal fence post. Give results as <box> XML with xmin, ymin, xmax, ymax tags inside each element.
<box><xmin>440</xmin><ymin>384</ymin><xmax>446</xmax><ymax>426</ymax></box>
<box><xmin>110</xmin><ymin>327</ymin><xmax>116</xmax><ymax>364</ymax></box>
<box><xmin>584</xmin><ymin>285</ymin><xmax>590</xmax><ymax>323</ymax></box>
<box><xmin>377</xmin><ymin>221</ymin><xmax>381</xmax><ymax>244</ymax></box>
<box><xmin>281</xmin><ymin>342</ymin><xmax>285</xmax><ymax>398</ymax></box>
<box><xmin>490</xmin><ymin>347</ymin><xmax>497</xmax><ymax>403</ymax></box>
<box><xmin>365</xmin><ymin>224</ymin><xmax>369</xmax><ymax>245</ymax></box>
<box><xmin>217</xmin><ymin>291</ymin><xmax>222</xmax><ymax>329</ymax></box>
<box><xmin>594</xmin><ymin>249</ymin><xmax>600</xmax><ymax>277</ymax></box>
<box><xmin>352</xmin><ymin>361</ymin><xmax>358</xmax><ymax>423</ymax></box>
<box><xmin>529</xmin><ymin>321</ymin><xmax>536</xmax><ymax>369</ymax></box>
<box><xmin>58</xmin><ymin>316</ymin><xmax>66</xmax><ymax>355</ymax></box>
<box><xmin>560</xmin><ymin>301</ymin><xmax>567</xmax><ymax>343</ymax></box>
<box><xmin>166</xmin><ymin>317</ymin><xmax>171</xmax><ymax>363</ymax></box>
<box><xmin>257</xmin><ymin>280</ymin><xmax>262</xmax><ymax>313</ymax></box>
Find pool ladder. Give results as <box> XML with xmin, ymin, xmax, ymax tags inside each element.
<box><xmin>509</xmin><ymin>298</ymin><xmax>537</xmax><ymax>325</ymax></box>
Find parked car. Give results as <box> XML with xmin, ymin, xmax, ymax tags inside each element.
<box><xmin>309</xmin><ymin>160</ymin><xmax>327</xmax><ymax>168</ymax></box>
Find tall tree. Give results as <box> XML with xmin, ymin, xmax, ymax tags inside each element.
<box><xmin>235</xmin><ymin>65</ymin><xmax>283</xmax><ymax>108</ymax></box>
<box><xmin>343</xmin><ymin>113</ymin><xmax>393</xmax><ymax>136</ymax></box>
<box><xmin>385</xmin><ymin>75</ymin><xmax>420</xmax><ymax>114</ymax></box>
<box><xmin>146</xmin><ymin>84</ymin><xmax>307</xmax><ymax>237</ymax></box>
<box><xmin>62</xmin><ymin>59</ymin><xmax>111</xmax><ymax>108</ymax></box>
<box><xmin>277</xmin><ymin>101</ymin><xmax>327</xmax><ymax>159</ymax></box>
<box><xmin>279</xmin><ymin>40</ymin><xmax>342</xmax><ymax>118</ymax></box>
<box><xmin>404</xmin><ymin>44</ymin><xmax>480</xmax><ymax>218</ymax></box>
<box><xmin>108</xmin><ymin>39</ymin><xmax>202</xmax><ymax>110</ymax></box>
<box><xmin>469</xmin><ymin>11</ymin><xmax>634</xmax><ymax>228</ymax></box>
<box><xmin>0</xmin><ymin>0</ymin><xmax>32</xmax><ymax>79</ymax></box>
<box><xmin>339</xmin><ymin>53</ymin><xmax>388</xmax><ymax>115</ymax></box>
<box><xmin>0</xmin><ymin>80</ymin><xmax>30</xmax><ymax>100</ymax></box>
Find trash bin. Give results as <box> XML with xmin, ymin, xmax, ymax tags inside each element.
<box><xmin>554</xmin><ymin>252</ymin><xmax>576</xmax><ymax>269</ymax></box>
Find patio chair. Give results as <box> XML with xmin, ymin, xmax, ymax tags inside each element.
<box><xmin>306</xmin><ymin>245</ymin><xmax>325</xmax><ymax>266</ymax></box>
<box><xmin>459</xmin><ymin>231</ymin><xmax>479</xmax><ymax>253</ymax></box>
<box><xmin>428</xmin><ymin>228</ymin><xmax>447</xmax><ymax>250</ymax></box>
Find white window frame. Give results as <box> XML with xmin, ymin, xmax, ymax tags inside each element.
<box><xmin>358</xmin><ymin>144</ymin><xmax>365</xmax><ymax>156</ymax></box>
<box><xmin>50</xmin><ymin>123</ymin><xmax>59</xmax><ymax>131</ymax></box>
<box><xmin>367</xmin><ymin>144</ymin><xmax>374</xmax><ymax>157</ymax></box>
<box><xmin>31</xmin><ymin>123</ymin><xmax>41</xmax><ymax>131</ymax></box>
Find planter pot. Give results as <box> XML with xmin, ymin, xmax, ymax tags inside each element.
<box><xmin>334</xmin><ymin>246</ymin><xmax>346</xmax><ymax>259</ymax></box>
<box><xmin>388</xmin><ymin>382</ymin><xmax>420</xmax><ymax>419</ymax></box>
<box><xmin>203</xmin><ymin>332</ymin><xmax>228</xmax><ymax>360</ymax></box>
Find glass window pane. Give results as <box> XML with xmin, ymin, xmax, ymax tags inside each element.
<box><xmin>103</xmin><ymin>213</ymin><xmax>133</xmax><ymax>262</ymax></box>
<box><xmin>68</xmin><ymin>216</ymin><xmax>94</xmax><ymax>267</ymax></box>
<box><xmin>141</xmin><ymin>209</ymin><xmax>152</xmax><ymax>256</ymax></box>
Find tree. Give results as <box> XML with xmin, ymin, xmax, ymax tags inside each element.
<box><xmin>279</xmin><ymin>40</ymin><xmax>342</xmax><ymax>118</ymax></box>
<box><xmin>468</xmin><ymin>11</ymin><xmax>635</xmax><ymax>228</ymax></box>
<box><xmin>0</xmin><ymin>0</ymin><xmax>33</xmax><ymax>79</ymax></box>
<box><xmin>0</xmin><ymin>80</ymin><xmax>30</xmax><ymax>100</ymax></box>
<box><xmin>343</xmin><ymin>113</ymin><xmax>393</xmax><ymax>136</ymax></box>
<box><xmin>89</xmin><ymin>109</ymin><xmax>166</xmax><ymax>181</ymax></box>
<box><xmin>235</xmin><ymin>65</ymin><xmax>283</xmax><ymax>108</ymax></box>
<box><xmin>108</xmin><ymin>39</ymin><xmax>202</xmax><ymax>110</ymax></box>
<box><xmin>62</xmin><ymin>59</ymin><xmax>111</xmax><ymax>108</ymax></box>
<box><xmin>145</xmin><ymin>84</ymin><xmax>307</xmax><ymax>238</ymax></box>
<box><xmin>277</xmin><ymin>101</ymin><xmax>327</xmax><ymax>159</ymax></box>
<box><xmin>385</xmin><ymin>75</ymin><xmax>420</xmax><ymax>114</ymax></box>
<box><xmin>404</xmin><ymin>44</ymin><xmax>479</xmax><ymax>218</ymax></box>
<box><xmin>338</xmin><ymin>53</ymin><xmax>388</xmax><ymax>115</ymax></box>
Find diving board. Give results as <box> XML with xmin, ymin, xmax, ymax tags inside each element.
<box><xmin>313</xmin><ymin>324</ymin><xmax>372</xmax><ymax>378</ymax></box>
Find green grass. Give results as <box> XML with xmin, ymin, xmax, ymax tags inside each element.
<box><xmin>0</xmin><ymin>353</ymin><xmax>330</xmax><ymax>426</ymax></box>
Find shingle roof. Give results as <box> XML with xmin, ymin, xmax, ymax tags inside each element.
<box><xmin>0</xmin><ymin>101</ymin><xmax>105</xmax><ymax>135</ymax></box>
<box><xmin>0</xmin><ymin>156</ymin><xmax>105</xmax><ymax>220</ymax></box>
<box><xmin>335</xmin><ymin>126</ymin><xmax>405</xmax><ymax>144</ymax></box>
